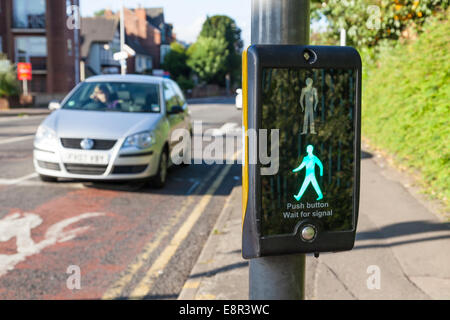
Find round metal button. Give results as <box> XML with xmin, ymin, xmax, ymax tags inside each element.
<box><xmin>301</xmin><ymin>225</ymin><xmax>316</xmax><ymax>242</ymax></box>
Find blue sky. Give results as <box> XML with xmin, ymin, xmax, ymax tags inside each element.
<box><xmin>79</xmin><ymin>0</ymin><xmax>252</xmax><ymax>46</ymax></box>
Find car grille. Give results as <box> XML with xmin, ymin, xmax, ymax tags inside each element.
<box><xmin>112</xmin><ymin>165</ymin><xmax>148</xmax><ymax>174</ymax></box>
<box><xmin>37</xmin><ymin>161</ymin><xmax>61</xmax><ymax>171</ymax></box>
<box><xmin>64</xmin><ymin>164</ymin><xmax>108</xmax><ymax>175</ymax></box>
<box><xmin>61</xmin><ymin>138</ymin><xmax>117</xmax><ymax>150</ymax></box>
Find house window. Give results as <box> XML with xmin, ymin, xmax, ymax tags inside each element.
<box><xmin>0</xmin><ymin>36</ymin><xmax>3</xmax><ymax>53</ymax></box>
<box><xmin>13</xmin><ymin>0</ymin><xmax>46</xmax><ymax>29</ymax></box>
<box><xmin>15</xmin><ymin>36</ymin><xmax>47</xmax><ymax>70</ymax></box>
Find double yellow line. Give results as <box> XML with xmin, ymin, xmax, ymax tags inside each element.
<box><xmin>103</xmin><ymin>151</ymin><xmax>239</xmax><ymax>299</ymax></box>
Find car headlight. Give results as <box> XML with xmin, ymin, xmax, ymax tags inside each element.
<box><xmin>34</xmin><ymin>126</ymin><xmax>57</xmax><ymax>148</ymax></box>
<box><xmin>122</xmin><ymin>131</ymin><xmax>155</xmax><ymax>149</ymax></box>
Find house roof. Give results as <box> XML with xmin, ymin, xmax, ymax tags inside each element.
<box><xmin>125</xmin><ymin>35</ymin><xmax>151</xmax><ymax>57</ymax></box>
<box><xmin>80</xmin><ymin>17</ymin><xmax>119</xmax><ymax>58</ymax></box>
<box><xmin>145</xmin><ymin>8</ymin><xmax>165</xmax><ymax>28</ymax></box>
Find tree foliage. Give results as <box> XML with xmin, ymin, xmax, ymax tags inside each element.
<box><xmin>362</xmin><ymin>11</ymin><xmax>450</xmax><ymax>208</ymax></box>
<box><xmin>312</xmin><ymin>0</ymin><xmax>449</xmax><ymax>47</ymax></box>
<box><xmin>94</xmin><ymin>9</ymin><xmax>106</xmax><ymax>17</ymax></box>
<box><xmin>162</xmin><ymin>42</ymin><xmax>191</xmax><ymax>80</ymax></box>
<box><xmin>0</xmin><ymin>55</ymin><xmax>19</xmax><ymax>98</ymax></box>
<box><xmin>188</xmin><ymin>15</ymin><xmax>243</xmax><ymax>85</ymax></box>
<box><xmin>187</xmin><ymin>36</ymin><xmax>229</xmax><ymax>84</ymax></box>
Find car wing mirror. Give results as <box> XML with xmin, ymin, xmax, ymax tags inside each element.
<box><xmin>168</xmin><ymin>106</ymin><xmax>184</xmax><ymax>115</ymax></box>
<box><xmin>48</xmin><ymin>101</ymin><xmax>61</xmax><ymax>111</ymax></box>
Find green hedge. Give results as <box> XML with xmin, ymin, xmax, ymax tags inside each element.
<box><xmin>362</xmin><ymin>11</ymin><xmax>449</xmax><ymax>210</ymax></box>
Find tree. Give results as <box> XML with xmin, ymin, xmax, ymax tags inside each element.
<box><xmin>187</xmin><ymin>36</ymin><xmax>229</xmax><ymax>84</ymax></box>
<box><xmin>94</xmin><ymin>9</ymin><xmax>106</xmax><ymax>17</ymax></box>
<box><xmin>162</xmin><ymin>42</ymin><xmax>191</xmax><ymax>80</ymax></box>
<box><xmin>0</xmin><ymin>55</ymin><xmax>19</xmax><ymax>98</ymax></box>
<box><xmin>311</xmin><ymin>0</ymin><xmax>449</xmax><ymax>48</ymax></box>
<box><xmin>193</xmin><ymin>15</ymin><xmax>243</xmax><ymax>85</ymax></box>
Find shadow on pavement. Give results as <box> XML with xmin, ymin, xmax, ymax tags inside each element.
<box><xmin>355</xmin><ymin>220</ymin><xmax>450</xmax><ymax>249</ymax></box>
<box><xmin>357</xmin><ymin>220</ymin><xmax>450</xmax><ymax>240</ymax></box>
<box><xmin>361</xmin><ymin>150</ymin><xmax>374</xmax><ymax>159</ymax></box>
<box><xmin>354</xmin><ymin>234</ymin><xmax>450</xmax><ymax>250</ymax></box>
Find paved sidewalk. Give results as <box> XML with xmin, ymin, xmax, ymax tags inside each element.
<box><xmin>178</xmin><ymin>150</ymin><xmax>450</xmax><ymax>300</ymax></box>
<box><xmin>0</xmin><ymin>108</ymin><xmax>50</xmax><ymax>117</ymax></box>
<box><xmin>178</xmin><ymin>185</ymin><xmax>248</xmax><ymax>300</ymax></box>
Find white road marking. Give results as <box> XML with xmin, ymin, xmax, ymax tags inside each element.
<box><xmin>0</xmin><ymin>212</ymin><xmax>104</xmax><ymax>277</ymax></box>
<box><xmin>0</xmin><ymin>115</ymin><xmax>46</xmax><ymax>123</ymax></box>
<box><xmin>0</xmin><ymin>135</ymin><xmax>34</xmax><ymax>145</ymax></box>
<box><xmin>0</xmin><ymin>173</ymin><xmax>38</xmax><ymax>186</ymax></box>
<box><xmin>211</xmin><ymin>122</ymin><xmax>239</xmax><ymax>136</ymax></box>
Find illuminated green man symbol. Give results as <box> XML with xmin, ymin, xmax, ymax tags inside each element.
<box><xmin>292</xmin><ymin>145</ymin><xmax>324</xmax><ymax>201</ymax></box>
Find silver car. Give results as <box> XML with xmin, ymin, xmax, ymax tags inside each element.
<box><xmin>33</xmin><ymin>75</ymin><xmax>192</xmax><ymax>188</ymax></box>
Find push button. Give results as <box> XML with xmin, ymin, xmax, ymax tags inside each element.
<box><xmin>301</xmin><ymin>225</ymin><xmax>317</xmax><ymax>242</ymax></box>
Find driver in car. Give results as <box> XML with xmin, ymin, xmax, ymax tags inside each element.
<box><xmin>90</xmin><ymin>84</ymin><xmax>120</xmax><ymax>110</ymax></box>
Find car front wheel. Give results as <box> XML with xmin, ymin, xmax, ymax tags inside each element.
<box><xmin>151</xmin><ymin>149</ymin><xmax>168</xmax><ymax>188</ymax></box>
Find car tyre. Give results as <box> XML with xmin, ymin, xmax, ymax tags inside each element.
<box><xmin>39</xmin><ymin>174</ymin><xmax>57</xmax><ymax>182</ymax></box>
<box><xmin>152</xmin><ymin>149</ymin><xmax>168</xmax><ymax>189</ymax></box>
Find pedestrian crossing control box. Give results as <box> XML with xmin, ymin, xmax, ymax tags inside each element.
<box><xmin>242</xmin><ymin>45</ymin><xmax>362</xmax><ymax>258</ymax></box>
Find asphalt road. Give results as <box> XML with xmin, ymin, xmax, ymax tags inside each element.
<box><xmin>0</xmin><ymin>97</ymin><xmax>242</xmax><ymax>300</ymax></box>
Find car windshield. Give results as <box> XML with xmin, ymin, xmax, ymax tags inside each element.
<box><xmin>62</xmin><ymin>82</ymin><xmax>161</xmax><ymax>113</ymax></box>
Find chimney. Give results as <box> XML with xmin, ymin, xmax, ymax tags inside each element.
<box><xmin>134</xmin><ymin>7</ymin><xmax>147</xmax><ymax>38</ymax></box>
<box><xmin>135</xmin><ymin>7</ymin><xmax>147</xmax><ymax>23</ymax></box>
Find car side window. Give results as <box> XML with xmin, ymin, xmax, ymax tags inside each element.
<box><xmin>171</xmin><ymin>82</ymin><xmax>186</xmax><ymax>107</ymax></box>
<box><xmin>163</xmin><ymin>82</ymin><xmax>179</xmax><ymax>114</ymax></box>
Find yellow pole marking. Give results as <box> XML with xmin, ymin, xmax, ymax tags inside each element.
<box><xmin>242</xmin><ymin>47</ymin><xmax>249</xmax><ymax>227</ymax></box>
<box><xmin>129</xmin><ymin>151</ymin><xmax>240</xmax><ymax>299</ymax></box>
<box><xmin>102</xmin><ymin>166</ymin><xmax>221</xmax><ymax>300</ymax></box>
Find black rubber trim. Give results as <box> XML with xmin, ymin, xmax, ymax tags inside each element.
<box><xmin>119</xmin><ymin>151</ymin><xmax>154</xmax><ymax>158</ymax></box>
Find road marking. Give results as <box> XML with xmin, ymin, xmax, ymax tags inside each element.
<box><xmin>182</xmin><ymin>281</ymin><xmax>200</xmax><ymax>289</ymax></box>
<box><xmin>0</xmin><ymin>173</ymin><xmax>38</xmax><ymax>186</ymax></box>
<box><xmin>0</xmin><ymin>173</ymin><xmax>87</xmax><ymax>189</ymax></box>
<box><xmin>0</xmin><ymin>135</ymin><xmax>34</xmax><ymax>145</ymax></box>
<box><xmin>211</xmin><ymin>122</ymin><xmax>238</xmax><ymax>136</ymax></box>
<box><xmin>0</xmin><ymin>212</ymin><xmax>104</xmax><ymax>277</ymax></box>
<box><xmin>129</xmin><ymin>151</ymin><xmax>239</xmax><ymax>299</ymax></box>
<box><xmin>0</xmin><ymin>115</ymin><xmax>45</xmax><ymax>123</ymax></box>
<box><xmin>102</xmin><ymin>166</ymin><xmax>222</xmax><ymax>300</ymax></box>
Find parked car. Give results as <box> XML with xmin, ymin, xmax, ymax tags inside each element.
<box><xmin>235</xmin><ymin>88</ymin><xmax>243</xmax><ymax>109</ymax></box>
<box><xmin>33</xmin><ymin>75</ymin><xmax>192</xmax><ymax>188</ymax></box>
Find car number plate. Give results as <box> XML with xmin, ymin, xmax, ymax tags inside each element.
<box><xmin>62</xmin><ymin>151</ymin><xmax>109</xmax><ymax>165</ymax></box>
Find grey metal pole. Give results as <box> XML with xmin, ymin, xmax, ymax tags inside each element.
<box><xmin>251</xmin><ymin>0</ymin><xmax>310</xmax><ymax>45</ymax></box>
<box><xmin>120</xmin><ymin>0</ymin><xmax>126</xmax><ymax>75</ymax></box>
<box><xmin>249</xmin><ymin>0</ymin><xmax>310</xmax><ymax>300</ymax></box>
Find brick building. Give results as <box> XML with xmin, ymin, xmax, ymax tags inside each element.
<box><xmin>104</xmin><ymin>7</ymin><xmax>175</xmax><ymax>71</ymax></box>
<box><xmin>0</xmin><ymin>0</ymin><xmax>80</xmax><ymax>98</ymax></box>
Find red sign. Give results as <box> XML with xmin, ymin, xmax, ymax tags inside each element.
<box><xmin>17</xmin><ymin>62</ymin><xmax>32</xmax><ymax>81</ymax></box>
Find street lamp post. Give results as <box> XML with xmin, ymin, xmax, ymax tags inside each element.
<box><xmin>249</xmin><ymin>0</ymin><xmax>310</xmax><ymax>300</ymax></box>
<box><xmin>120</xmin><ymin>0</ymin><xmax>126</xmax><ymax>75</ymax></box>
